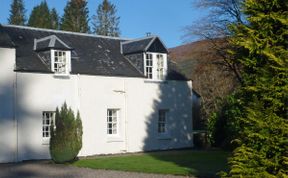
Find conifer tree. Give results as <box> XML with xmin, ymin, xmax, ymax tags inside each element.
<box><xmin>222</xmin><ymin>0</ymin><xmax>288</xmax><ymax>177</ymax></box>
<box><xmin>28</xmin><ymin>1</ymin><xmax>52</xmax><ymax>29</ymax></box>
<box><xmin>61</xmin><ymin>0</ymin><xmax>90</xmax><ymax>33</ymax></box>
<box><xmin>8</xmin><ymin>0</ymin><xmax>26</xmax><ymax>25</ymax></box>
<box><xmin>92</xmin><ymin>0</ymin><xmax>120</xmax><ymax>37</ymax></box>
<box><xmin>50</xmin><ymin>8</ymin><xmax>59</xmax><ymax>30</ymax></box>
<box><xmin>50</xmin><ymin>103</ymin><xmax>82</xmax><ymax>163</ymax></box>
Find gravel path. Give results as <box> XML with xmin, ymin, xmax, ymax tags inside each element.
<box><xmin>0</xmin><ymin>161</ymin><xmax>191</xmax><ymax>178</ymax></box>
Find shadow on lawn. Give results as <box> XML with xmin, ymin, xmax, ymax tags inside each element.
<box><xmin>141</xmin><ymin>68</ymin><xmax>228</xmax><ymax>178</ymax></box>
<box><xmin>147</xmin><ymin>150</ymin><xmax>229</xmax><ymax>178</ymax></box>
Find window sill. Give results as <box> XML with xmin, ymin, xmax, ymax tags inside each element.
<box><xmin>53</xmin><ymin>73</ymin><xmax>70</xmax><ymax>78</ymax></box>
<box><xmin>144</xmin><ymin>79</ymin><xmax>167</xmax><ymax>84</ymax></box>
<box><xmin>157</xmin><ymin>133</ymin><xmax>172</xmax><ymax>140</ymax></box>
<box><xmin>106</xmin><ymin>136</ymin><xmax>124</xmax><ymax>143</ymax></box>
<box><xmin>42</xmin><ymin>138</ymin><xmax>50</xmax><ymax>145</ymax></box>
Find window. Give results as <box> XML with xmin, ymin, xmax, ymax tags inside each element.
<box><xmin>145</xmin><ymin>53</ymin><xmax>153</xmax><ymax>79</ymax></box>
<box><xmin>107</xmin><ymin>109</ymin><xmax>119</xmax><ymax>135</ymax></box>
<box><xmin>157</xmin><ymin>54</ymin><xmax>164</xmax><ymax>80</ymax></box>
<box><xmin>52</xmin><ymin>50</ymin><xmax>69</xmax><ymax>74</ymax></box>
<box><xmin>158</xmin><ymin>110</ymin><xmax>168</xmax><ymax>133</ymax></box>
<box><xmin>42</xmin><ymin>111</ymin><xmax>55</xmax><ymax>138</ymax></box>
<box><xmin>144</xmin><ymin>53</ymin><xmax>167</xmax><ymax>80</ymax></box>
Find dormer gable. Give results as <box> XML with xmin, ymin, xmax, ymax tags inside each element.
<box><xmin>146</xmin><ymin>37</ymin><xmax>168</xmax><ymax>53</ymax></box>
<box><xmin>121</xmin><ymin>36</ymin><xmax>169</xmax><ymax>80</ymax></box>
<box><xmin>34</xmin><ymin>35</ymin><xmax>72</xmax><ymax>76</ymax></box>
<box><xmin>121</xmin><ymin>36</ymin><xmax>168</xmax><ymax>55</ymax></box>
<box><xmin>34</xmin><ymin>35</ymin><xmax>72</xmax><ymax>51</ymax></box>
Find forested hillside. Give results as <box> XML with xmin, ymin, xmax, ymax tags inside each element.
<box><xmin>169</xmin><ymin>40</ymin><xmax>238</xmax><ymax>123</ymax></box>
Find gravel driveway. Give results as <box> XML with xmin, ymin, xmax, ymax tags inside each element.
<box><xmin>0</xmin><ymin>161</ymin><xmax>190</xmax><ymax>178</ymax></box>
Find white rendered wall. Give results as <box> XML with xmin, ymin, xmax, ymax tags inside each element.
<box><xmin>14</xmin><ymin>72</ymin><xmax>193</xmax><ymax>161</ymax></box>
<box><xmin>0</xmin><ymin>48</ymin><xmax>17</xmax><ymax>163</ymax></box>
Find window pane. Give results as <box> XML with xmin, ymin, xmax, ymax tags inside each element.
<box><xmin>149</xmin><ymin>73</ymin><xmax>152</xmax><ymax>79</ymax></box>
<box><xmin>42</xmin><ymin>112</ymin><xmax>55</xmax><ymax>138</ymax></box>
<box><xmin>158</xmin><ymin>110</ymin><xmax>168</xmax><ymax>133</ymax></box>
<box><xmin>53</xmin><ymin>50</ymin><xmax>67</xmax><ymax>74</ymax></box>
<box><xmin>107</xmin><ymin>109</ymin><xmax>119</xmax><ymax>135</ymax></box>
<box><xmin>108</xmin><ymin>110</ymin><xmax>112</xmax><ymax>116</ymax></box>
<box><xmin>108</xmin><ymin>123</ymin><xmax>112</xmax><ymax>128</ymax></box>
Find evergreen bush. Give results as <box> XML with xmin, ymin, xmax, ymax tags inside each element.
<box><xmin>208</xmin><ymin>94</ymin><xmax>243</xmax><ymax>150</ymax></box>
<box><xmin>221</xmin><ymin>0</ymin><xmax>288</xmax><ymax>177</ymax></box>
<box><xmin>50</xmin><ymin>103</ymin><xmax>83</xmax><ymax>163</ymax></box>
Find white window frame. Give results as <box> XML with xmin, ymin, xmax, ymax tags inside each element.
<box><xmin>145</xmin><ymin>53</ymin><xmax>153</xmax><ymax>79</ymax></box>
<box><xmin>158</xmin><ymin>109</ymin><xmax>168</xmax><ymax>134</ymax></box>
<box><xmin>107</xmin><ymin>109</ymin><xmax>120</xmax><ymax>135</ymax></box>
<box><xmin>42</xmin><ymin>111</ymin><xmax>55</xmax><ymax>144</ymax></box>
<box><xmin>144</xmin><ymin>52</ymin><xmax>167</xmax><ymax>80</ymax></box>
<box><xmin>157</xmin><ymin>54</ymin><xmax>165</xmax><ymax>80</ymax></box>
<box><xmin>51</xmin><ymin>49</ymin><xmax>71</xmax><ymax>75</ymax></box>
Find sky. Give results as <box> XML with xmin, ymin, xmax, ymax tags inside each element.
<box><xmin>0</xmin><ymin>0</ymin><xmax>206</xmax><ymax>48</ymax></box>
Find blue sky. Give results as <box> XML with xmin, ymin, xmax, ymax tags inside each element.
<box><xmin>0</xmin><ymin>0</ymin><xmax>206</xmax><ymax>48</ymax></box>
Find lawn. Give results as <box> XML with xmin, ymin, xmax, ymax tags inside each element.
<box><xmin>72</xmin><ymin>150</ymin><xmax>230</xmax><ymax>177</ymax></box>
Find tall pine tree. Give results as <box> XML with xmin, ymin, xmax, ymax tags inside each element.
<box><xmin>28</xmin><ymin>1</ymin><xmax>52</xmax><ymax>29</ymax></box>
<box><xmin>222</xmin><ymin>0</ymin><xmax>288</xmax><ymax>177</ymax></box>
<box><xmin>61</xmin><ymin>0</ymin><xmax>90</xmax><ymax>33</ymax></box>
<box><xmin>50</xmin><ymin>8</ymin><xmax>59</xmax><ymax>30</ymax></box>
<box><xmin>92</xmin><ymin>0</ymin><xmax>120</xmax><ymax>37</ymax></box>
<box><xmin>8</xmin><ymin>0</ymin><xmax>26</xmax><ymax>25</ymax></box>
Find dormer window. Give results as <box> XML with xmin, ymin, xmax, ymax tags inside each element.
<box><xmin>144</xmin><ymin>52</ymin><xmax>167</xmax><ymax>80</ymax></box>
<box><xmin>157</xmin><ymin>54</ymin><xmax>164</xmax><ymax>80</ymax></box>
<box><xmin>34</xmin><ymin>35</ymin><xmax>72</xmax><ymax>76</ymax></box>
<box><xmin>51</xmin><ymin>49</ymin><xmax>71</xmax><ymax>75</ymax></box>
<box><xmin>145</xmin><ymin>54</ymin><xmax>153</xmax><ymax>79</ymax></box>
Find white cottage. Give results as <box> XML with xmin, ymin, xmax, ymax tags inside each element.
<box><xmin>0</xmin><ymin>25</ymin><xmax>193</xmax><ymax>163</ymax></box>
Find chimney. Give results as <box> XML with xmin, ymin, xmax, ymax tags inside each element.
<box><xmin>146</xmin><ymin>32</ymin><xmax>151</xmax><ymax>37</ymax></box>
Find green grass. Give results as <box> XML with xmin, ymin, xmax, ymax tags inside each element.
<box><xmin>72</xmin><ymin>150</ymin><xmax>230</xmax><ymax>177</ymax></box>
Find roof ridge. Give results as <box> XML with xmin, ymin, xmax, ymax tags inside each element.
<box><xmin>121</xmin><ymin>36</ymin><xmax>156</xmax><ymax>45</ymax></box>
<box><xmin>3</xmin><ymin>24</ymin><xmax>131</xmax><ymax>41</ymax></box>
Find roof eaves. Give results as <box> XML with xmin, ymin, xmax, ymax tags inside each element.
<box><xmin>192</xmin><ymin>89</ymin><xmax>201</xmax><ymax>97</ymax></box>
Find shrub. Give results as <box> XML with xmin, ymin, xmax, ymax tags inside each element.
<box><xmin>50</xmin><ymin>103</ymin><xmax>83</xmax><ymax>163</ymax></box>
<box><xmin>207</xmin><ymin>94</ymin><xmax>243</xmax><ymax>150</ymax></box>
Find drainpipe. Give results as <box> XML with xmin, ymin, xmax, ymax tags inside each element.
<box><xmin>13</xmin><ymin>72</ymin><xmax>18</xmax><ymax>162</ymax></box>
<box><xmin>124</xmin><ymin>79</ymin><xmax>128</xmax><ymax>152</ymax></box>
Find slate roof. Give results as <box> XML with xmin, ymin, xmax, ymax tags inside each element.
<box><xmin>0</xmin><ymin>25</ymin><xmax>187</xmax><ymax>80</ymax></box>
<box><xmin>0</xmin><ymin>25</ymin><xmax>143</xmax><ymax>77</ymax></box>
<box><xmin>121</xmin><ymin>36</ymin><xmax>168</xmax><ymax>55</ymax></box>
<box><xmin>34</xmin><ymin>35</ymin><xmax>72</xmax><ymax>51</ymax></box>
<box><xmin>0</xmin><ymin>26</ymin><xmax>15</xmax><ymax>48</ymax></box>
<box><xmin>122</xmin><ymin>37</ymin><xmax>154</xmax><ymax>54</ymax></box>
<box><xmin>166</xmin><ymin>60</ymin><xmax>188</xmax><ymax>81</ymax></box>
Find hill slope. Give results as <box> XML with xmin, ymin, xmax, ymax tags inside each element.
<box><xmin>169</xmin><ymin>40</ymin><xmax>238</xmax><ymax>121</ymax></box>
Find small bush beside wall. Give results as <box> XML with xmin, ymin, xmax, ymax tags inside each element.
<box><xmin>50</xmin><ymin>103</ymin><xmax>83</xmax><ymax>163</ymax></box>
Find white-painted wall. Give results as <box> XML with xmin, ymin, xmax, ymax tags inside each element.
<box><xmin>0</xmin><ymin>49</ymin><xmax>193</xmax><ymax>162</ymax></box>
<box><xmin>0</xmin><ymin>48</ymin><xmax>17</xmax><ymax>163</ymax></box>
